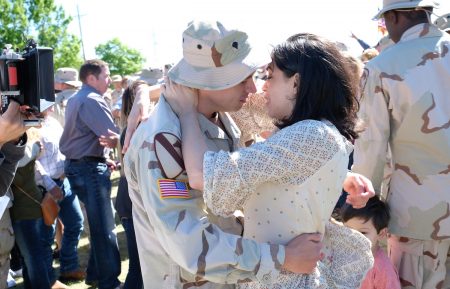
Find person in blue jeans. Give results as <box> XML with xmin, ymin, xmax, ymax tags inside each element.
<box><xmin>39</xmin><ymin>178</ymin><xmax>84</xmax><ymax>280</ymax></box>
<box><xmin>60</xmin><ymin>59</ymin><xmax>121</xmax><ymax>289</ymax></box>
<box><xmin>10</xmin><ymin>140</ymin><xmax>68</xmax><ymax>289</ymax></box>
<box><xmin>35</xmin><ymin>105</ymin><xmax>85</xmax><ymax>281</ymax></box>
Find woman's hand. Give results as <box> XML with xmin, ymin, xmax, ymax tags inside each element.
<box><xmin>343</xmin><ymin>172</ymin><xmax>375</xmax><ymax>209</ymax></box>
<box><xmin>122</xmin><ymin>84</ymin><xmax>151</xmax><ymax>153</ymax></box>
<box><xmin>161</xmin><ymin>77</ymin><xmax>198</xmax><ymax>117</ymax></box>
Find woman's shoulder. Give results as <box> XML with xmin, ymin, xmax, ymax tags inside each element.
<box><xmin>276</xmin><ymin>119</ymin><xmax>340</xmax><ymax>140</ymax></box>
<box><xmin>269</xmin><ymin>119</ymin><xmax>351</xmax><ymax>153</ymax></box>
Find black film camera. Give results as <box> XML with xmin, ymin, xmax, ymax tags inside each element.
<box><xmin>0</xmin><ymin>40</ymin><xmax>55</xmax><ymax>122</ymax></box>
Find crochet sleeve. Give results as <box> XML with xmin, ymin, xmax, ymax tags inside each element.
<box><xmin>203</xmin><ymin>120</ymin><xmax>345</xmax><ymax>217</ymax></box>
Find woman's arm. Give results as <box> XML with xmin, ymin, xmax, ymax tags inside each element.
<box><xmin>162</xmin><ymin>77</ymin><xmax>207</xmax><ymax>190</ymax></box>
<box><xmin>178</xmin><ymin>112</ymin><xmax>207</xmax><ymax>190</ymax></box>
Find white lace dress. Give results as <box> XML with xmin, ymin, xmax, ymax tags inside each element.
<box><xmin>203</xmin><ymin>120</ymin><xmax>373</xmax><ymax>289</ymax></box>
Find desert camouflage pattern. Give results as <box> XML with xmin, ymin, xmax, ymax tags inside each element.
<box><xmin>52</xmin><ymin>88</ymin><xmax>79</xmax><ymax>127</ymax></box>
<box><xmin>110</xmin><ymin>88</ymin><xmax>123</xmax><ymax>108</ymax></box>
<box><xmin>353</xmin><ymin>23</ymin><xmax>450</xmax><ymax>241</ymax></box>
<box><xmin>124</xmin><ymin>95</ymin><xmax>284</xmax><ymax>289</ymax></box>
<box><xmin>388</xmin><ymin>235</ymin><xmax>450</xmax><ymax>288</ymax></box>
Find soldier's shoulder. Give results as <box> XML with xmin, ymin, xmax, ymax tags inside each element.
<box><xmin>153</xmin><ymin>132</ymin><xmax>184</xmax><ymax>179</ymax></box>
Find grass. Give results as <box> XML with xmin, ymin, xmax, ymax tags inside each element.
<box><xmin>14</xmin><ymin>171</ymin><xmax>129</xmax><ymax>288</ymax></box>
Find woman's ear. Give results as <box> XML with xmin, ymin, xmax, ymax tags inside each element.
<box><xmin>293</xmin><ymin>73</ymin><xmax>300</xmax><ymax>89</ymax></box>
<box><xmin>290</xmin><ymin>73</ymin><xmax>300</xmax><ymax>98</ymax></box>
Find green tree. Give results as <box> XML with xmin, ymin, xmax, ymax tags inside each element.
<box><xmin>95</xmin><ymin>38</ymin><xmax>145</xmax><ymax>76</ymax></box>
<box><xmin>0</xmin><ymin>0</ymin><xmax>83</xmax><ymax>70</ymax></box>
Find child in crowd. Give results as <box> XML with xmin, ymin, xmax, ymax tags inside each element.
<box><xmin>341</xmin><ymin>195</ymin><xmax>401</xmax><ymax>289</ymax></box>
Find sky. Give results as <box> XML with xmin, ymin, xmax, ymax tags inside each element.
<box><xmin>54</xmin><ymin>0</ymin><xmax>450</xmax><ymax>68</ymax></box>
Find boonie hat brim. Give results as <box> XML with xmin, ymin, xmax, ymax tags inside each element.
<box><xmin>373</xmin><ymin>0</ymin><xmax>439</xmax><ymax>20</ymax></box>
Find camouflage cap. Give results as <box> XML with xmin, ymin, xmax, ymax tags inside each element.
<box><xmin>374</xmin><ymin>0</ymin><xmax>440</xmax><ymax>19</ymax></box>
<box><xmin>134</xmin><ymin>68</ymin><xmax>163</xmax><ymax>85</ymax></box>
<box><xmin>54</xmin><ymin>67</ymin><xmax>82</xmax><ymax>87</ymax></box>
<box><xmin>168</xmin><ymin>20</ymin><xmax>270</xmax><ymax>90</ymax></box>
<box><xmin>111</xmin><ymin>75</ymin><xmax>122</xmax><ymax>82</ymax></box>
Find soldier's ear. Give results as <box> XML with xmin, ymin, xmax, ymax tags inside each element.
<box><xmin>385</xmin><ymin>10</ymin><xmax>399</xmax><ymax>24</ymax></box>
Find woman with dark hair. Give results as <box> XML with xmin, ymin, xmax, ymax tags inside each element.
<box><xmin>164</xmin><ymin>33</ymin><xmax>373</xmax><ymax>288</ymax></box>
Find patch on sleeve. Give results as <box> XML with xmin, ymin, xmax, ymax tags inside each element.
<box><xmin>154</xmin><ymin>132</ymin><xmax>184</xmax><ymax>179</ymax></box>
<box><xmin>158</xmin><ymin>179</ymin><xmax>190</xmax><ymax>199</ymax></box>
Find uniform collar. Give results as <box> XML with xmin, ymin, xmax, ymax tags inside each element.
<box><xmin>399</xmin><ymin>23</ymin><xmax>443</xmax><ymax>43</ymax></box>
<box><xmin>198</xmin><ymin>112</ymin><xmax>241</xmax><ymax>150</ymax></box>
<box><xmin>55</xmin><ymin>89</ymin><xmax>79</xmax><ymax>105</ymax></box>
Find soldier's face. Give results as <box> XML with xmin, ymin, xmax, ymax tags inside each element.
<box><xmin>200</xmin><ymin>75</ymin><xmax>256</xmax><ymax>112</ymax></box>
<box><xmin>113</xmin><ymin>82</ymin><xmax>122</xmax><ymax>90</ymax></box>
<box><xmin>383</xmin><ymin>11</ymin><xmax>401</xmax><ymax>43</ymax></box>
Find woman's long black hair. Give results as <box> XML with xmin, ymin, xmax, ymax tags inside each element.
<box><xmin>273</xmin><ymin>33</ymin><xmax>361</xmax><ymax>141</ymax></box>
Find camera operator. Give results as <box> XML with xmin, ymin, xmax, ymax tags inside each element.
<box><xmin>0</xmin><ymin>101</ymin><xmax>29</xmax><ymax>288</ymax></box>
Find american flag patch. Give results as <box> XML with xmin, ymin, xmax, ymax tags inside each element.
<box><xmin>158</xmin><ymin>179</ymin><xmax>190</xmax><ymax>199</ymax></box>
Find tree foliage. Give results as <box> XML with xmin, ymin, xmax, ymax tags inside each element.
<box><xmin>0</xmin><ymin>0</ymin><xmax>83</xmax><ymax>69</ymax></box>
<box><xmin>95</xmin><ymin>38</ymin><xmax>145</xmax><ymax>76</ymax></box>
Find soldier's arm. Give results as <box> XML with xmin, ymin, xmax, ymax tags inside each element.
<box><xmin>128</xmin><ymin>137</ymin><xmax>281</xmax><ymax>284</ymax></box>
<box><xmin>352</xmin><ymin>67</ymin><xmax>391</xmax><ymax>193</ymax></box>
<box><xmin>126</xmin><ymin>133</ymin><xmax>322</xmax><ymax>284</ymax></box>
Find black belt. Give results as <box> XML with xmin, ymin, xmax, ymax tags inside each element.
<box><xmin>69</xmin><ymin>156</ymin><xmax>106</xmax><ymax>163</ymax></box>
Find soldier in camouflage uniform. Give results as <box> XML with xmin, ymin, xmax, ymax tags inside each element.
<box><xmin>123</xmin><ymin>20</ymin><xmax>325</xmax><ymax>289</ymax></box>
<box><xmin>353</xmin><ymin>0</ymin><xmax>450</xmax><ymax>288</ymax></box>
<box><xmin>53</xmin><ymin>68</ymin><xmax>82</xmax><ymax>127</ymax></box>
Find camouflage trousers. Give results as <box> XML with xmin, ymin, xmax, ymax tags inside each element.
<box><xmin>0</xmin><ymin>210</ymin><xmax>14</xmax><ymax>289</ymax></box>
<box><xmin>388</xmin><ymin>235</ymin><xmax>450</xmax><ymax>289</ymax></box>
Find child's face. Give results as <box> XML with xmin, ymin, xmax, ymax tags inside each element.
<box><xmin>344</xmin><ymin>217</ymin><xmax>383</xmax><ymax>253</ymax></box>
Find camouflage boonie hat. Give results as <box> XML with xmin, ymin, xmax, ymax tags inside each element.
<box><xmin>168</xmin><ymin>20</ymin><xmax>270</xmax><ymax>90</ymax></box>
<box><xmin>54</xmin><ymin>67</ymin><xmax>82</xmax><ymax>88</ymax></box>
<box><xmin>134</xmin><ymin>68</ymin><xmax>163</xmax><ymax>85</ymax></box>
<box><xmin>111</xmin><ymin>75</ymin><xmax>122</xmax><ymax>83</ymax></box>
<box><xmin>374</xmin><ymin>0</ymin><xmax>440</xmax><ymax>19</ymax></box>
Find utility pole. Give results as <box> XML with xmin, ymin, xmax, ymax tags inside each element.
<box><xmin>77</xmin><ymin>4</ymin><xmax>86</xmax><ymax>61</ymax></box>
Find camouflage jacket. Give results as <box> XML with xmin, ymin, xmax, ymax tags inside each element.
<box><xmin>353</xmin><ymin>23</ymin><xmax>450</xmax><ymax>240</ymax></box>
<box><xmin>124</xmin><ymin>96</ymin><xmax>284</xmax><ymax>289</ymax></box>
<box><xmin>52</xmin><ymin>88</ymin><xmax>79</xmax><ymax>127</ymax></box>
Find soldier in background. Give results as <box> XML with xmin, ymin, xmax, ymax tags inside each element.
<box><xmin>110</xmin><ymin>75</ymin><xmax>124</xmax><ymax>109</ymax></box>
<box><xmin>353</xmin><ymin>0</ymin><xmax>450</xmax><ymax>288</ymax></box>
<box><xmin>53</xmin><ymin>68</ymin><xmax>82</xmax><ymax>127</ymax></box>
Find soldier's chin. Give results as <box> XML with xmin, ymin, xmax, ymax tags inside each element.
<box><xmin>231</xmin><ymin>102</ymin><xmax>244</xmax><ymax>112</ymax></box>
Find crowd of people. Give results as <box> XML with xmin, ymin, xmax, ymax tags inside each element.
<box><xmin>0</xmin><ymin>0</ymin><xmax>449</xmax><ymax>288</ymax></box>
